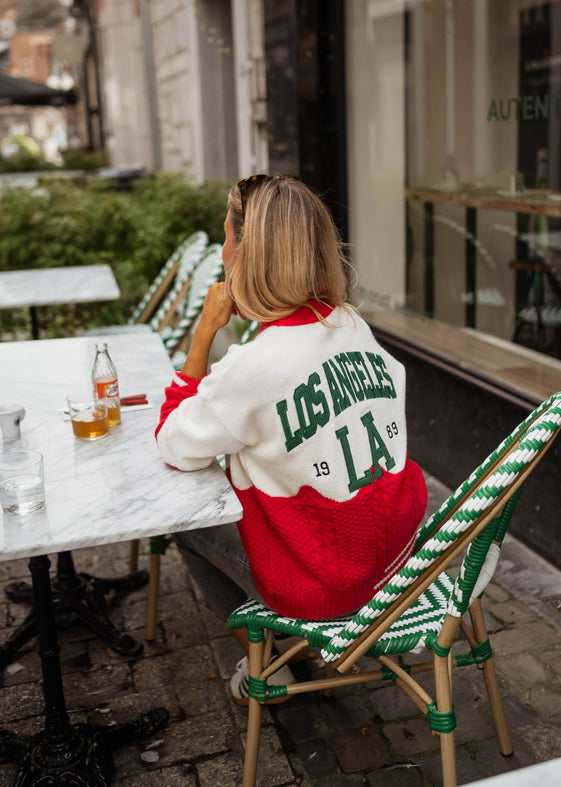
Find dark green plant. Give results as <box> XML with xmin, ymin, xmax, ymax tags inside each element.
<box><xmin>0</xmin><ymin>173</ymin><xmax>232</xmax><ymax>340</ymax></box>
<box><xmin>60</xmin><ymin>149</ymin><xmax>110</xmax><ymax>171</ymax></box>
<box><xmin>0</xmin><ymin>151</ymin><xmax>57</xmax><ymax>173</ymax></box>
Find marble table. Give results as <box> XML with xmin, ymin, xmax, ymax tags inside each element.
<box><xmin>0</xmin><ymin>264</ymin><xmax>121</xmax><ymax>339</ymax></box>
<box><xmin>0</xmin><ymin>332</ymin><xmax>242</xmax><ymax>784</ymax></box>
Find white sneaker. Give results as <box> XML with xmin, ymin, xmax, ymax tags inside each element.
<box><xmin>229</xmin><ymin>655</ymin><xmax>295</xmax><ymax>706</ymax></box>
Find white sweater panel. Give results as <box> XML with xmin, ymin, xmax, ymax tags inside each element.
<box><xmin>156</xmin><ymin>307</ymin><xmax>408</xmax><ymax>501</ymax></box>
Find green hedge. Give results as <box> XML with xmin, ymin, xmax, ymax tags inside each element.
<box><xmin>0</xmin><ymin>173</ymin><xmax>231</xmax><ymax>339</ymax></box>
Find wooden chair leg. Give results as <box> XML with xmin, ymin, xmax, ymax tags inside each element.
<box><xmin>323</xmin><ymin>663</ymin><xmax>336</xmax><ymax>697</ymax></box>
<box><xmin>434</xmin><ymin>618</ymin><xmax>458</xmax><ymax>787</ymax></box>
<box><xmin>439</xmin><ymin>728</ymin><xmax>457</xmax><ymax>787</ymax></box>
<box><xmin>129</xmin><ymin>539</ymin><xmax>139</xmax><ymax>572</ymax></box>
<box><xmin>469</xmin><ymin>598</ymin><xmax>513</xmax><ymax>755</ymax></box>
<box><xmin>434</xmin><ymin>659</ymin><xmax>457</xmax><ymax>786</ymax></box>
<box><xmin>242</xmin><ymin>637</ymin><xmax>265</xmax><ymax>787</ymax></box>
<box><xmin>145</xmin><ymin>553</ymin><xmax>161</xmax><ymax>641</ymax></box>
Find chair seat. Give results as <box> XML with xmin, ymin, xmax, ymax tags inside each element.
<box><xmin>227</xmin><ymin>571</ymin><xmax>455</xmax><ymax>659</ymax></box>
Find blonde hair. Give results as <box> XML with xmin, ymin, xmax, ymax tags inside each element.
<box><xmin>227</xmin><ymin>176</ymin><xmax>351</xmax><ymax>323</ymax></box>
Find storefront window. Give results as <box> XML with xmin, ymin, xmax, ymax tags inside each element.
<box><xmin>347</xmin><ymin>0</ymin><xmax>561</xmax><ymax>360</ymax></box>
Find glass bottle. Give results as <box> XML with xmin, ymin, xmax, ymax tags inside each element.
<box><xmin>92</xmin><ymin>342</ymin><xmax>121</xmax><ymax>426</ymax></box>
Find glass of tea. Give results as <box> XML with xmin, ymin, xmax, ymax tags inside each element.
<box><xmin>66</xmin><ymin>393</ymin><xmax>109</xmax><ymax>441</ymax></box>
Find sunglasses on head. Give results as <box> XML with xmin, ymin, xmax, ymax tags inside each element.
<box><xmin>237</xmin><ymin>173</ymin><xmax>300</xmax><ymax>218</ymax></box>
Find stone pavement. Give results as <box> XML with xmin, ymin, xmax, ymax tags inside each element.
<box><xmin>2</xmin><ymin>472</ymin><xmax>561</xmax><ymax>786</ymax></box>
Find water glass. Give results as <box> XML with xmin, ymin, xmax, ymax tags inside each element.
<box><xmin>67</xmin><ymin>393</ymin><xmax>109</xmax><ymax>441</ymax></box>
<box><xmin>0</xmin><ymin>449</ymin><xmax>45</xmax><ymax>515</ymax></box>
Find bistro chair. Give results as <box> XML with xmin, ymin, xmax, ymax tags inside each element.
<box><xmin>160</xmin><ymin>243</ymin><xmax>225</xmax><ymax>364</ymax></box>
<box><xmin>510</xmin><ymin>258</ymin><xmax>561</xmax><ymax>356</ymax></box>
<box><xmin>239</xmin><ymin>319</ymin><xmax>260</xmax><ymax>344</ymax></box>
<box><xmin>131</xmin><ymin>244</ymin><xmax>225</xmax><ymax>640</ymax></box>
<box><xmin>86</xmin><ymin>231</ymin><xmax>209</xmax><ymax>337</ymax></box>
<box><xmin>89</xmin><ymin>236</ymin><xmax>217</xmax><ymax>578</ymax></box>
<box><xmin>227</xmin><ymin>391</ymin><xmax>561</xmax><ymax>787</ymax></box>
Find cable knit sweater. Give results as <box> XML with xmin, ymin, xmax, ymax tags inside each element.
<box><xmin>156</xmin><ymin>302</ymin><xmax>427</xmax><ymax>619</ymax></box>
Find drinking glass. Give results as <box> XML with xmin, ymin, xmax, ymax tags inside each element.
<box><xmin>0</xmin><ymin>449</ymin><xmax>45</xmax><ymax>515</ymax></box>
<box><xmin>67</xmin><ymin>393</ymin><xmax>109</xmax><ymax>441</ymax></box>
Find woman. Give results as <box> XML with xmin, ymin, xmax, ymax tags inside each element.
<box><xmin>156</xmin><ymin>174</ymin><xmax>427</xmax><ymax>703</ymax></box>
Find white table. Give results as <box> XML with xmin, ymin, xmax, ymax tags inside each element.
<box><xmin>0</xmin><ymin>264</ymin><xmax>121</xmax><ymax>338</ymax></box>
<box><xmin>465</xmin><ymin>756</ymin><xmax>561</xmax><ymax>786</ymax></box>
<box><xmin>0</xmin><ymin>332</ymin><xmax>242</xmax><ymax>784</ymax></box>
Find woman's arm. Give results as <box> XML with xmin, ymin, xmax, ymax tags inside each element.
<box><xmin>154</xmin><ymin>281</ymin><xmax>241</xmax><ymax>466</ymax></box>
<box><xmin>181</xmin><ymin>282</ymin><xmax>235</xmax><ymax>378</ymax></box>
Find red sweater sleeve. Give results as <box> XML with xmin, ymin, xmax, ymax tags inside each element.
<box><xmin>154</xmin><ymin>372</ymin><xmax>207</xmax><ymax>439</ymax></box>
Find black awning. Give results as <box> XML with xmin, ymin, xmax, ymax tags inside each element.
<box><xmin>0</xmin><ymin>73</ymin><xmax>78</xmax><ymax>107</ymax></box>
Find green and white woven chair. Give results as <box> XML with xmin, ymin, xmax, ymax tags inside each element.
<box><xmin>239</xmin><ymin>319</ymin><xmax>260</xmax><ymax>345</ymax></box>
<box><xmin>85</xmin><ymin>231</ymin><xmax>209</xmax><ymax>337</ymax></box>
<box><xmin>227</xmin><ymin>391</ymin><xmax>561</xmax><ymax>787</ymax></box>
<box><xmin>145</xmin><ymin>234</ymin><xmax>213</xmax><ymax>336</ymax></box>
<box><xmin>159</xmin><ymin>244</ymin><xmax>225</xmax><ymax>370</ymax></box>
<box><xmin>134</xmin><ymin>245</ymin><xmax>224</xmax><ymax>640</ymax></box>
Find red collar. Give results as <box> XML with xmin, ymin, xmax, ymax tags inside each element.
<box><xmin>260</xmin><ymin>301</ymin><xmax>335</xmax><ymax>332</ymax></box>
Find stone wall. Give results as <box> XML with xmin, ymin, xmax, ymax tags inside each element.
<box><xmin>96</xmin><ymin>0</ymin><xmax>268</xmax><ymax>181</ymax></box>
<box><xmin>96</xmin><ymin>0</ymin><xmax>153</xmax><ymax>169</ymax></box>
<box><xmin>150</xmin><ymin>0</ymin><xmax>203</xmax><ymax>176</ymax></box>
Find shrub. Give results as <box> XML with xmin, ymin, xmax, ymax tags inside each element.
<box><xmin>60</xmin><ymin>148</ymin><xmax>110</xmax><ymax>171</ymax></box>
<box><xmin>0</xmin><ymin>172</ymin><xmax>231</xmax><ymax>339</ymax></box>
<box><xmin>0</xmin><ymin>134</ymin><xmax>57</xmax><ymax>173</ymax></box>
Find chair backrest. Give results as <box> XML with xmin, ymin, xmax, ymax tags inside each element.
<box><xmin>160</xmin><ymin>244</ymin><xmax>224</xmax><ymax>355</ymax></box>
<box><xmin>149</xmin><ymin>232</ymin><xmax>210</xmax><ymax>332</ymax></box>
<box><xmin>240</xmin><ymin>320</ymin><xmax>260</xmax><ymax>344</ymax></box>
<box><xmin>127</xmin><ymin>231</ymin><xmax>208</xmax><ymax>326</ymax></box>
<box><xmin>321</xmin><ymin>391</ymin><xmax>561</xmax><ymax>669</ymax></box>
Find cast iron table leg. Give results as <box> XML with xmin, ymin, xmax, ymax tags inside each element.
<box><xmin>29</xmin><ymin>306</ymin><xmax>39</xmax><ymax>340</ymax></box>
<box><xmin>0</xmin><ymin>555</ymin><xmax>168</xmax><ymax>784</ymax></box>
<box><xmin>0</xmin><ymin>551</ymin><xmax>148</xmax><ymax>670</ymax></box>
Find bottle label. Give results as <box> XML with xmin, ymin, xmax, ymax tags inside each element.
<box><xmin>95</xmin><ymin>379</ymin><xmax>119</xmax><ymax>400</ymax></box>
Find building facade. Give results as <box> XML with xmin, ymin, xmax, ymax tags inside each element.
<box><xmin>96</xmin><ymin>0</ymin><xmax>561</xmax><ymax>564</ymax></box>
<box><xmin>96</xmin><ymin>0</ymin><xmax>561</xmax><ymax>360</ymax></box>
<box><xmin>95</xmin><ymin>0</ymin><xmax>268</xmax><ymax>178</ymax></box>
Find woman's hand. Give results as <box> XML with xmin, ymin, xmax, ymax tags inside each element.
<box><xmin>198</xmin><ymin>282</ymin><xmax>236</xmax><ymax>334</ymax></box>
<box><xmin>180</xmin><ymin>283</ymin><xmax>234</xmax><ymax>379</ymax></box>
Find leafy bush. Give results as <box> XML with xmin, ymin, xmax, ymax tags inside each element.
<box><xmin>0</xmin><ymin>172</ymin><xmax>231</xmax><ymax>339</ymax></box>
<box><xmin>60</xmin><ymin>149</ymin><xmax>110</xmax><ymax>171</ymax></box>
<box><xmin>0</xmin><ymin>134</ymin><xmax>57</xmax><ymax>173</ymax></box>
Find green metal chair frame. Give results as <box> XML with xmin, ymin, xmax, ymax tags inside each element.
<box><xmin>227</xmin><ymin>391</ymin><xmax>561</xmax><ymax>787</ymax></box>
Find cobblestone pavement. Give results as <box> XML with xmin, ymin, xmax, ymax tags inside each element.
<box><xmin>2</xmin><ymin>473</ymin><xmax>561</xmax><ymax>786</ymax></box>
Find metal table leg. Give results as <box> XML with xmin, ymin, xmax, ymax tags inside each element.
<box><xmin>0</xmin><ymin>554</ymin><xmax>168</xmax><ymax>784</ymax></box>
<box><xmin>1</xmin><ymin>551</ymin><xmax>148</xmax><ymax>669</ymax></box>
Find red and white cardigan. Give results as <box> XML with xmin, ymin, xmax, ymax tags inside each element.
<box><xmin>156</xmin><ymin>303</ymin><xmax>427</xmax><ymax>619</ymax></box>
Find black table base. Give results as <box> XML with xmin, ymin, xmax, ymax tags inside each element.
<box><xmin>0</xmin><ymin>707</ymin><xmax>169</xmax><ymax>786</ymax></box>
<box><xmin>1</xmin><ymin>551</ymin><xmax>148</xmax><ymax>669</ymax></box>
<box><xmin>0</xmin><ymin>554</ymin><xmax>168</xmax><ymax>785</ymax></box>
